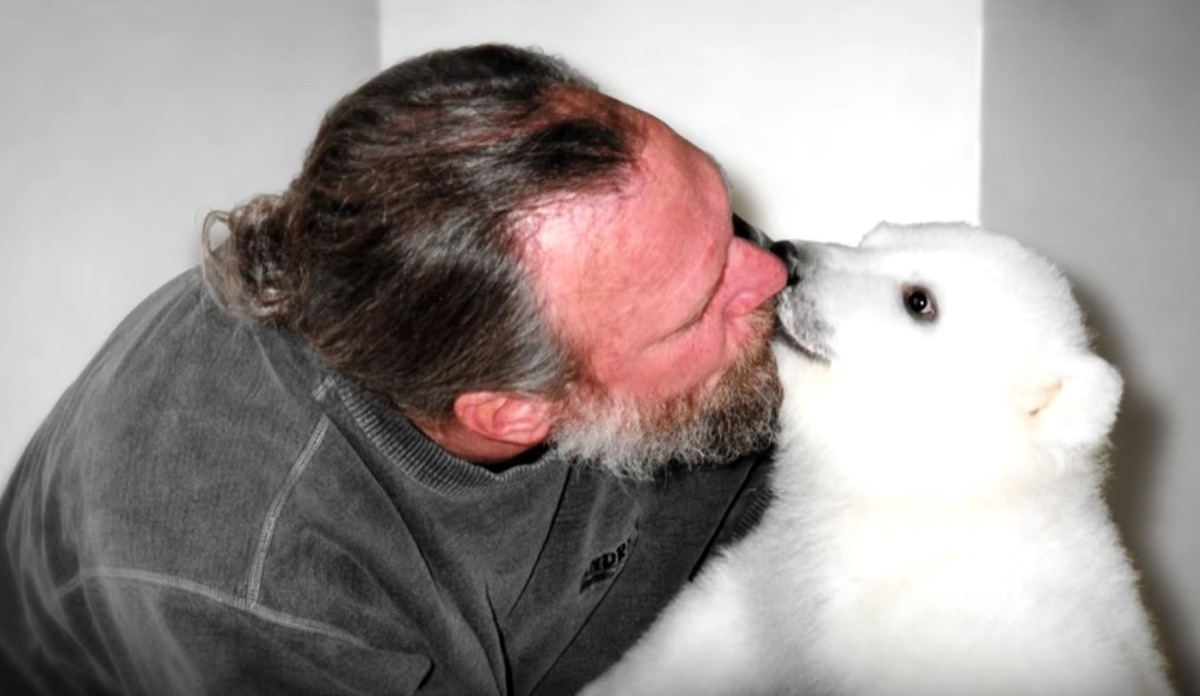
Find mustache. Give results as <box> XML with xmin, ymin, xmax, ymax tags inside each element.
<box><xmin>548</xmin><ymin>299</ymin><xmax>783</xmax><ymax>479</ymax></box>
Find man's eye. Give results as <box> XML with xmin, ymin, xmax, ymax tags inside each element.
<box><xmin>678</xmin><ymin>310</ymin><xmax>707</xmax><ymax>334</ymax></box>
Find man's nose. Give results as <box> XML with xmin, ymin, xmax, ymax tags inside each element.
<box><xmin>732</xmin><ymin>213</ymin><xmax>804</xmax><ymax>288</ymax></box>
<box><xmin>768</xmin><ymin>240</ymin><xmax>804</xmax><ymax>287</ymax></box>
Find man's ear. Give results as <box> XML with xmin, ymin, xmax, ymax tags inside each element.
<box><xmin>452</xmin><ymin>392</ymin><xmax>554</xmax><ymax>448</ymax></box>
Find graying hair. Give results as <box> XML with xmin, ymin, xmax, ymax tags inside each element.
<box><xmin>202</xmin><ymin>44</ymin><xmax>644</xmax><ymax>417</ymax></box>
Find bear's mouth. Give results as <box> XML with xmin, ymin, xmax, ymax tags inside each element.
<box><xmin>776</xmin><ymin>321</ymin><xmax>832</xmax><ymax>363</ymax></box>
<box><xmin>775</xmin><ymin>289</ymin><xmax>832</xmax><ymax>363</ymax></box>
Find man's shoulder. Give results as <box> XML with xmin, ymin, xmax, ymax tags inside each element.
<box><xmin>6</xmin><ymin>268</ymin><xmax>345</xmax><ymax>593</ymax></box>
<box><xmin>46</xmin><ymin>267</ymin><xmax>327</xmax><ymax>459</ymax></box>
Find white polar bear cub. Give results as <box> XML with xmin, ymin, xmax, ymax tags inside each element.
<box><xmin>582</xmin><ymin>223</ymin><xmax>1173</xmax><ymax>696</ymax></box>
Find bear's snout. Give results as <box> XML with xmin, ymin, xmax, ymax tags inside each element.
<box><xmin>769</xmin><ymin>240</ymin><xmax>807</xmax><ymax>287</ymax></box>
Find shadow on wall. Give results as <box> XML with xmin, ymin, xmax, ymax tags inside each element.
<box><xmin>1074</xmin><ymin>280</ymin><xmax>1191</xmax><ymax>696</ymax></box>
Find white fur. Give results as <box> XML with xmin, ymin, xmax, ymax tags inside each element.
<box><xmin>581</xmin><ymin>223</ymin><xmax>1172</xmax><ymax>696</ymax></box>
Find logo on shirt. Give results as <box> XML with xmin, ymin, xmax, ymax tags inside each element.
<box><xmin>580</xmin><ymin>533</ymin><xmax>637</xmax><ymax>592</ymax></box>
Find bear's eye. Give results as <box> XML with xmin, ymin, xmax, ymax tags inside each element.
<box><xmin>902</xmin><ymin>285</ymin><xmax>937</xmax><ymax>321</ymax></box>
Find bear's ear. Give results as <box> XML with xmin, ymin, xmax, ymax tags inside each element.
<box><xmin>1018</xmin><ymin>350</ymin><xmax>1123</xmax><ymax>449</ymax></box>
<box><xmin>859</xmin><ymin>221</ymin><xmax>904</xmax><ymax>248</ymax></box>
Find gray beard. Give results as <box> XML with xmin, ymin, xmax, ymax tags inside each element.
<box><xmin>549</xmin><ymin>335</ymin><xmax>782</xmax><ymax>480</ymax></box>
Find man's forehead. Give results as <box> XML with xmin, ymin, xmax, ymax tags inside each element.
<box><xmin>519</xmin><ymin>189</ymin><xmax>652</xmax><ymax>336</ymax></box>
<box><xmin>518</xmin><ymin>175</ymin><xmax>642</xmax><ymax>270</ymax></box>
<box><xmin>523</xmin><ymin>124</ymin><xmax>721</xmax><ymax>248</ymax></box>
<box><xmin>704</xmin><ymin>150</ymin><xmax>733</xmax><ymax>199</ymax></box>
<box><xmin>518</xmin><ymin>117</ymin><xmax>728</xmax><ymax>333</ymax></box>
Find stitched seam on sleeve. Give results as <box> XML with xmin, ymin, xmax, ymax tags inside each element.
<box><xmin>56</xmin><ymin>567</ymin><xmax>368</xmax><ymax>646</ymax></box>
<box><xmin>246</xmin><ymin>415</ymin><xmax>330</xmax><ymax>603</ymax></box>
<box><xmin>312</xmin><ymin>375</ymin><xmax>335</xmax><ymax>403</ymax></box>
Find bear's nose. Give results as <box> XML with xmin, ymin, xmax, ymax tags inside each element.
<box><xmin>769</xmin><ymin>240</ymin><xmax>804</xmax><ymax>286</ymax></box>
<box><xmin>732</xmin><ymin>213</ymin><xmax>773</xmax><ymax>248</ymax></box>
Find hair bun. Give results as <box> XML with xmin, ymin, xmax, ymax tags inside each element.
<box><xmin>201</xmin><ymin>193</ymin><xmax>295</xmax><ymax>324</ymax></box>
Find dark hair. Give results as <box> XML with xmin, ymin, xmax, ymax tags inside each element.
<box><xmin>202</xmin><ymin>44</ymin><xmax>643</xmax><ymax>417</ymax></box>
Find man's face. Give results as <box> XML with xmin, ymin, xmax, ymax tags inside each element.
<box><xmin>528</xmin><ymin>115</ymin><xmax>788</xmax><ymax>477</ymax></box>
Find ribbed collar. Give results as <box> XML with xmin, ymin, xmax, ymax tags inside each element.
<box><xmin>330</xmin><ymin>375</ymin><xmax>565</xmax><ymax>496</ymax></box>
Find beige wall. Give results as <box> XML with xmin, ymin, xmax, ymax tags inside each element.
<box><xmin>0</xmin><ymin>0</ymin><xmax>379</xmax><ymax>478</ymax></box>
<box><xmin>981</xmin><ymin>1</ymin><xmax>1200</xmax><ymax>691</ymax></box>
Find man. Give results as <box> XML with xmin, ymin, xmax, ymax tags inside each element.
<box><xmin>0</xmin><ymin>44</ymin><xmax>788</xmax><ymax>695</ymax></box>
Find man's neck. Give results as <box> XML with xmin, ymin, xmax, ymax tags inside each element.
<box><xmin>411</xmin><ymin>416</ymin><xmax>546</xmax><ymax>466</ymax></box>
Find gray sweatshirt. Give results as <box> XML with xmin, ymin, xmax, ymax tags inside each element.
<box><xmin>0</xmin><ymin>269</ymin><xmax>773</xmax><ymax>696</ymax></box>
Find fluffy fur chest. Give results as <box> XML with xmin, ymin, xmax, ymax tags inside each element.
<box><xmin>726</xmin><ymin>462</ymin><xmax>1164</xmax><ymax>695</ymax></box>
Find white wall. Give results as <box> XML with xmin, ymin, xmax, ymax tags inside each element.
<box><xmin>0</xmin><ymin>0</ymin><xmax>379</xmax><ymax>480</ymax></box>
<box><xmin>981</xmin><ymin>1</ymin><xmax>1200</xmax><ymax>691</ymax></box>
<box><xmin>381</xmin><ymin>0</ymin><xmax>981</xmax><ymax>244</ymax></box>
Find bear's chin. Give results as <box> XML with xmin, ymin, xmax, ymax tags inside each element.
<box><xmin>774</xmin><ymin>352</ymin><xmax>1058</xmax><ymax>502</ymax></box>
